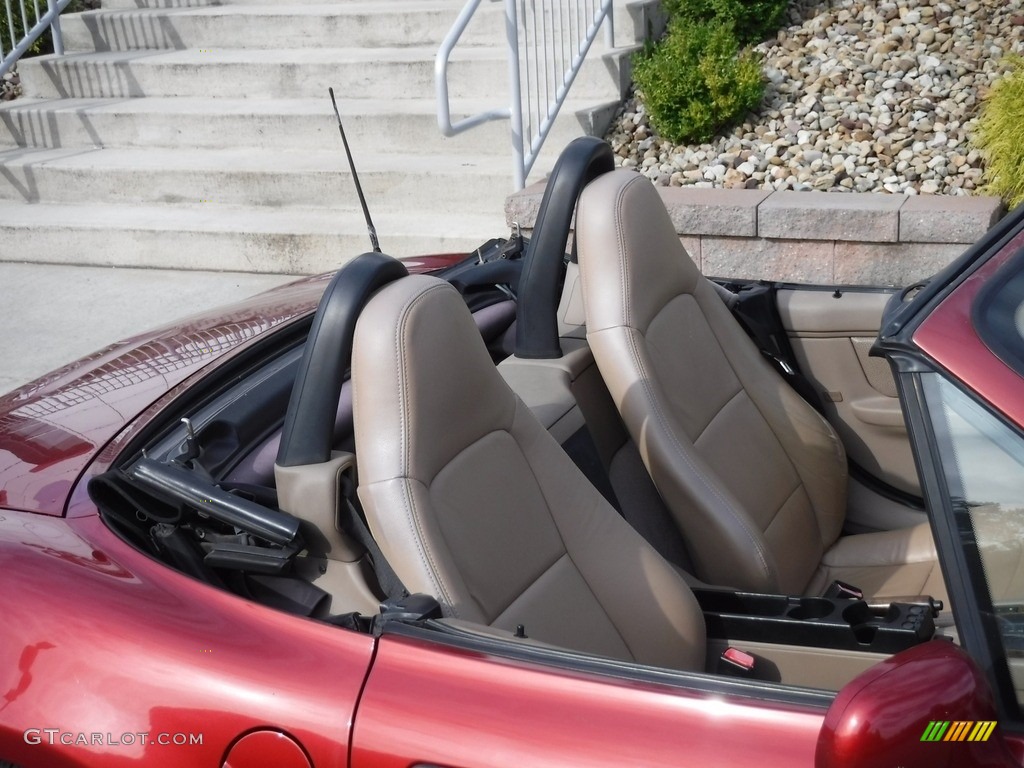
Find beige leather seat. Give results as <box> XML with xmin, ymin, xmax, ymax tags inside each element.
<box><xmin>352</xmin><ymin>273</ymin><xmax>706</xmax><ymax>670</ymax></box>
<box><xmin>576</xmin><ymin>170</ymin><xmax>946</xmax><ymax>602</ymax></box>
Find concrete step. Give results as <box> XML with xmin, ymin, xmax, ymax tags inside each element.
<box><xmin>90</xmin><ymin>0</ymin><xmax>666</xmax><ymax>46</ymax></box>
<box><xmin>100</xmin><ymin>0</ymin><xmax>220</xmax><ymax>8</ymax></box>
<box><xmin>0</xmin><ymin>96</ymin><xmax>619</xmax><ymax>158</ymax></box>
<box><xmin>19</xmin><ymin>46</ymin><xmax>633</xmax><ymax>102</ymax></box>
<box><xmin>100</xmin><ymin>0</ymin><xmax>464</xmax><ymax>8</ymax></box>
<box><xmin>66</xmin><ymin>4</ymin><xmax>509</xmax><ymax>52</ymax></box>
<box><xmin>0</xmin><ymin>201</ymin><xmax>503</xmax><ymax>271</ymax></box>
<box><xmin>0</xmin><ymin>146</ymin><xmax>523</xmax><ymax>212</ymax></box>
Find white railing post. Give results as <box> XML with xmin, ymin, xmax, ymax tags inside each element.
<box><xmin>1</xmin><ymin>0</ymin><xmax>71</xmax><ymax>78</ymax></box>
<box><xmin>437</xmin><ymin>0</ymin><xmax>614</xmax><ymax>191</ymax></box>
<box><xmin>47</xmin><ymin>0</ymin><xmax>63</xmax><ymax>56</ymax></box>
<box><xmin>435</xmin><ymin>0</ymin><xmax>511</xmax><ymax>138</ymax></box>
<box><xmin>505</xmin><ymin>0</ymin><xmax>525</xmax><ymax>190</ymax></box>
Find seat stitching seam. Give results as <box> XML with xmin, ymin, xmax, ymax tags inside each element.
<box><xmin>691</xmin><ymin>386</ymin><xmax>745</xmax><ymax>444</ymax></box>
<box><xmin>623</xmin><ymin>326</ymin><xmax>775</xmax><ymax>584</ymax></box>
<box><xmin>762</xmin><ymin>483</ymin><xmax>806</xmax><ymax>534</ymax></box>
<box><xmin>614</xmin><ymin>176</ymin><xmax>635</xmax><ymax>329</ymax></box>
<box><xmin>700</xmin><ymin>290</ymin><xmax>833</xmax><ymax>551</ymax></box>
<box><xmin>708</xmin><ymin>307</ymin><xmax>838</xmax><ymax>547</ymax></box>
<box><xmin>395</xmin><ymin>283</ymin><xmax>460</xmax><ymax>614</ymax></box>
<box><xmin>509</xmin><ymin>401</ymin><xmax>636</xmax><ymax>658</ymax></box>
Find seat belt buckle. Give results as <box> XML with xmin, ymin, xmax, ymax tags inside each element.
<box><xmin>824</xmin><ymin>580</ymin><xmax>864</xmax><ymax>601</ymax></box>
<box><xmin>718</xmin><ymin>647</ymin><xmax>757</xmax><ymax>678</ymax></box>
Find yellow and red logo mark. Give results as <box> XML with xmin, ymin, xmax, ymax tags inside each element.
<box><xmin>920</xmin><ymin>721</ymin><xmax>997</xmax><ymax>742</ymax></box>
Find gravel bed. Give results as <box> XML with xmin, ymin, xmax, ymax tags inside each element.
<box><xmin>1</xmin><ymin>70</ymin><xmax>21</xmax><ymax>102</ymax></box>
<box><xmin>607</xmin><ymin>0</ymin><xmax>1024</xmax><ymax>195</ymax></box>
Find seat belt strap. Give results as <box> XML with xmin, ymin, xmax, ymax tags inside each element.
<box><xmin>338</xmin><ymin>473</ymin><xmax>409</xmax><ymax>602</ymax></box>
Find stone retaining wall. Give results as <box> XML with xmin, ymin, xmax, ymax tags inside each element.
<box><xmin>505</xmin><ymin>179</ymin><xmax>1004</xmax><ymax>286</ymax></box>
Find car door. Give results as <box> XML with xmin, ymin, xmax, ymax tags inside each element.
<box><xmin>777</xmin><ymin>286</ymin><xmax>925</xmax><ymax>532</ymax></box>
<box><xmin>717</xmin><ymin>279</ymin><xmax>927</xmax><ymax>536</ymax></box>
<box><xmin>864</xmin><ymin>209</ymin><xmax>1024</xmax><ymax>765</ymax></box>
<box><xmin>350</xmin><ymin>624</ymin><xmax>828</xmax><ymax>768</ymax></box>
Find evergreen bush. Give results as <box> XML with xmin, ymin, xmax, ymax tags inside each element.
<box><xmin>633</xmin><ymin>19</ymin><xmax>763</xmax><ymax>145</ymax></box>
<box><xmin>662</xmin><ymin>0</ymin><xmax>789</xmax><ymax>45</ymax></box>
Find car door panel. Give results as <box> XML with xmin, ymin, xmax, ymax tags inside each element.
<box><xmin>352</xmin><ymin>632</ymin><xmax>825</xmax><ymax>768</ymax></box>
<box><xmin>777</xmin><ymin>289</ymin><xmax>923</xmax><ymax>529</ymax></box>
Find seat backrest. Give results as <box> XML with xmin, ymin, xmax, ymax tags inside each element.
<box><xmin>577</xmin><ymin>170</ymin><xmax>849</xmax><ymax>595</ymax></box>
<box><xmin>352</xmin><ymin>273</ymin><xmax>705</xmax><ymax>670</ymax></box>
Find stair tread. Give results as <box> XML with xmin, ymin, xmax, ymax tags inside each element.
<box><xmin>0</xmin><ymin>94</ymin><xmax>615</xmax><ymax>116</ymax></box>
<box><xmin>0</xmin><ymin>145</ymin><xmax>519</xmax><ymax>173</ymax></box>
<box><xmin>82</xmin><ymin>1</ymin><xmax>490</xmax><ymax>15</ymax></box>
<box><xmin>30</xmin><ymin>46</ymin><xmax>519</xmax><ymax>64</ymax></box>
<box><xmin>0</xmin><ymin>199</ymin><xmax>503</xmax><ymax>235</ymax></box>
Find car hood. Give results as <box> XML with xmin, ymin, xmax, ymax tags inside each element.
<box><xmin>0</xmin><ymin>274</ymin><xmax>330</xmax><ymax>516</ymax></box>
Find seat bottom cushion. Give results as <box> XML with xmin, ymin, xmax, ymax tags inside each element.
<box><xmin>807</xmin><ymin>523</ymin><xmax>947</xmax><ymax>605</ymax></box>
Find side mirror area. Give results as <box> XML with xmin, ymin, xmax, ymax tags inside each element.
<box><xmin>816</xmin><ymin>640</ymin><xmax>1018</xmax><ymax>768</ymax></box>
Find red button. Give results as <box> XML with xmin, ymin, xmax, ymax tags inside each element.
<box><xmin>723</xmin><ymin>647</ymin><xmax>755</xmax><ymax>670</ymax></box>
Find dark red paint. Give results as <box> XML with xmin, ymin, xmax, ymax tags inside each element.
<box><xmin>817</xmin><ymin>641</ymin><xmax>1017</xmax><ymax>768</ymax></box>
<box><xmin>3</xmin><ymin>242</ymin><xmax>1024</xmax><ymax>766</ymax></box>
<box><xmin>915</xmin><ymin>228</ymin><xmax>1024</xmax><ymax>425</ymax></box>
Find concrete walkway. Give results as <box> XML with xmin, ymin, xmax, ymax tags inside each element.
<box><xmin>0</xmin><ymin>262</ymin><xmax>293</xmax><ymax>395</ymax></box>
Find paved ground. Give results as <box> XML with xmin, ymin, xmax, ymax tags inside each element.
<box><xmin>0</xmin><ymin>262</ymin><xmax>294</xmax><ymax>396</ymax></box>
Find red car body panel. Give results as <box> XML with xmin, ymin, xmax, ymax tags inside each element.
<box><xmin>0</xmin><ymin>255</ymin><xmax>459</xmax><ymax>767</ymax></box>
<box><xmin>0</xmin><ymin>507</ymin><xmax>374</xmax><ymax>768</ymax></box>
<box><xmin>4</xmin><ymin>232</ymin><xmax>1024</xmax><ymax>766</ymax></box>
<box><xmin>352</xmin><ymin>634</ymin><xmax>824</xmax><ymax>768</ymax></box>
<box><xmin>817</xmin><ymin>641</ymin><xmax>1021</xmax><ymax>768</ymax></box>
<box><xmin>915</xmin><ymin>227</ymin><xmax>1024</xmax><ymax>425</ymax></box>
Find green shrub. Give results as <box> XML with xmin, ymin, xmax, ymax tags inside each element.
<box><xmin>662</xmin><ymin>0</ymin><xmax>789</xmax><ymax>45</ymax></box>
<box><xmin>633</xmin><ymin>19</ymin><xmax>764</xmax><ymax>145</ymax></box>
<box><xmin>975</xmin><ymin>56</ymin><xmax>1024</xmax><ymax>210</ymax></box>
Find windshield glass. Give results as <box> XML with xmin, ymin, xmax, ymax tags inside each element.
<box><xmin>923</xmin><ymin>373</ymin><xmax>1024</xmax><ymax>703</ymax></box>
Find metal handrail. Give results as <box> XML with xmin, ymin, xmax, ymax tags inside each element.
<box><xmin>436</xmin><ymin>0</ymin><xmax>614</xmax><ymax>190</ymax></box>
<box><xmin>1</xmin><ymin>0</ymin><xmax>72</xmax><ymax>79</ymax></box>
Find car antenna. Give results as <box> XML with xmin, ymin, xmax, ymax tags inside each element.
<box><xmin>329</xmin><ymin>86</ymin><xmax>381</xmax><ymax>253</ymax></box>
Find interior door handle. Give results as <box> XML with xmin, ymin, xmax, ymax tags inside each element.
<box><xmin>849</xmin><ymin>396</ymin><xmax>906</xmax><ymax>428</ymax></box>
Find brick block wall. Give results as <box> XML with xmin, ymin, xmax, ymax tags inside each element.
<box><xmin>505</xmin><ymin>177</ymin><xmax>1004</xmax><ymax>286</ymax></box>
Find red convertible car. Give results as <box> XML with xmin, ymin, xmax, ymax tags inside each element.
<box><xmin>3</xmin><ymin>138</ymin><xmax>1024</xmax><ymax>767</ymax></box>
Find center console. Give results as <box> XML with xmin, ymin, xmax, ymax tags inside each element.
<box><xmin>695</xmin><ymin>589</ymin><xmax>937</xmax><ymax>655</ymax></box>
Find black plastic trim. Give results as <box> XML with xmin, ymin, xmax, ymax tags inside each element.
<box><xmin>277</xmin><ymin>253</ymin><xmax>409</xmax><ymax>467</ymax></box>
<box><xmin>848</xmin><ymin>460</ymin><xmax>926</xmax><ymax>511</ymax></box>
<box><xmin>115</xmin><ymin>317</ymin><xmax>314</xmax><ymax>473</ymax></box>
<box><xmin>892</xmin><ymin>356</ymin><xmax>1021</xmax><ymax>719</ymax></box>
<box><xmin>514</xmin><ymin>136</ymin><xmax>614</xmax><ymax>359</ymax></box>
<box><xmin>127</xmin><ymin>457</ymin><xmax>302</xmax><ymax>546</ymax></box>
